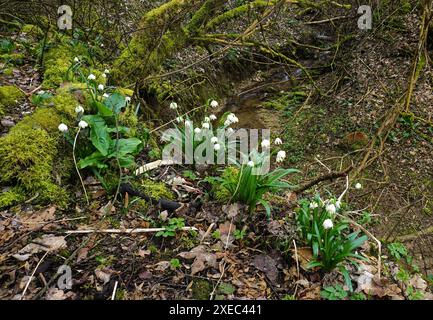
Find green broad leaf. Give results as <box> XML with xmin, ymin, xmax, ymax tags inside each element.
<box><xmin>92</xmin><ymin>100</ymin><xmax>113</xmax><ymax>117</ymax></box>
<box><xmin>106</xmin><ymin>126</ymin><xmax>130</xmax><ymax>134</ymax></box>
<box><xmin>104</xmin><ymin>93</ymin><xmax>126</xmax><ymax>114</ymax></box>
<box><xmin>108</xmin><ymin>137</ymin><xmax>142</xmax><ymax>156</ymax></box>
<box><xmin>78</xmin><ymin>151</ymin><xmax>107</xmax><ymax>169</ymax></box>
<box><xmin>118</xmin><ymin>154</ymin><xmax>135</xmax><ymax>168</ymax></box>
<box><xmin>82</xmin><ymin>115</ymin><xmax>112</xmax><ymax>156</ymax></box>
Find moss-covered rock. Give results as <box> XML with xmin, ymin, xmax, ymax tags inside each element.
<box><xmin>41</xmin><ymin>42</ymin><xmax>89</xmax><ymax>89</ymax></box>
<box><xmin>0</xmin><ymin>88</ymin><xmax>80</xmax><ymax>208</ymax></box>
<box><xmin>0</xmin><ymin>126</ymin><xmax>67</xmax><ymax>208</ymax></box>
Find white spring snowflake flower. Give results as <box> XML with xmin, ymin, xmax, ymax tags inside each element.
<box><xmin>227</xmin><ymin>113</ymin><xmax>238</xmax><ymax>123</ymax></box>
<box><xmin>37</xmin><ymin>90</ymin><xmax>45</xmax><ymax>95</ymax></box>
<box><xmin>276</xmin><ymin>150</ymin><xmax>286</xmax><ymax>163</ymax></box>
<box><xmin>102</xmin><ymin>73</ymin><xmax>107</xmax><ymax>78</ymax></box>
<box><xmin>125</xmin><ymin>97</ymin><xmax>131</xmax><ymax>103</ymax></box>
<box><xmin>78</xmin><ymin>120</ymin><xmax>88</xmax><ymax>129</ymax></box>
<box><xmin>355</xmin><ymin>183</ymin><xmax>362</xmax><ymax>190</ymax></box>
<box><xmin>210</xmin><ymin>100</ymin><xmax>219</xmax><ymax>108</ymax></box>
<box><xmin>204</xmin><ymin>116</ymin><xmax>210</xmax><ymax>123</ymax></box>
<box><xmin>309</xmin><ymin>202</ymin><xmax>318</xmax><ymax>210</ymax></box>
<box><xmin>274</xmin><ymin>138</ymin><xmax>282</xmax><ymax>145</ymax></box>
<box><xmin>103</xmin><ymin>93</ymin><xmax>109</xmax><ymax>98</ymax></box>
<box><xmin>74</xmin><ymin>57</ymin><xmax>79</xmax><ymax>62</ymax></box>
<box><xmin>335</xmin><ymin>200</ymin><xmax>341</xmax><ymax>210</ymax></box>
<box><xmin>194</xmin><ymin>128</ymin><xmax>201</xmax><ymax>134</ymax></box>
<box><xmin>58</xmin><ymin>123</ymin><xmax>68</xmax><ymax>132</ymax></box>
<box><xmin>87</xmin><ymin>74</ymin><xmax>96</xmax><ymax>80</ymax></box>
<box><xmin>325</xmin><ymin>203</ymin><xmax>336</xmax><ymax>215</ymax></box>
<box><xmin>213</xmin><ymin>143</ymin><xmax>221</xmax><ymax>151</ymax></box>
<box><xmin>176</xmin><ymin>116</ymin><xmax>183</xmax><ymax>123</ymax></box>
<box><xmin>323</xmin><ymin>219</ymin><xmax>333</xmax><ymax>230</ymax></box>
<box><xmin>261</xmin><ymin>139</ymin><xmax>270</xmax><ymax>148</ymax></box>
<box><xmin>211</xmin><ymin>136</ymin><xmax>218</xmax><ymax>144</ymax></box>
<box><xmin>104</xmin><ymin>69</ymin><xmax>110</xmax><ymax>74</ymax></box>
<box><xmin>75</xmin><ymin>105</ymin><xmax>84</xmax><ymax>114</ymax></box>
<box><xmin>185</xmin><ymin>120</ymin><xmax>192</xmax><ymax>127</ymax></box>
<box><xmin>98</xmin><ymin>84</ymin><xmax>104</xmax><ymax>91</ymax></box>
<box><xmin>247</xmin><ymin>160</ymin><xmax>254</xmax><ymax>167</ymax></box>
<box><xmin>170</xmin><ymin>102</ymin><xmax>178</xmax><ymax>110</ymax></box>
<box><xmin>209</xmin><ymin>114</ymin><xmax>217</xmax><ymax>121</ymax></box>
<box><xmin>202</xmin><ymin>122</ymin><xmax>210</xmax><ymax>129</ymax></box>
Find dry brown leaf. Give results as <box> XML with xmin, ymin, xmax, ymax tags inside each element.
<box><xmin>298</xmin><ymin>284</ymin><xmax>321</xmax><ymax>300</ymax></box>
<box><xmin>293</xmin><ymin>247</ymin><xmax>313</xmax><ymax>271</ymax></box>
<box><xmin>222</xmin><ymin>203</ymin><xmax>240</xmax><ymax>219</ymax></box>
<box><xmin>45</xmin><ymin>287</ymin><xmax>76</xmax><ymax>300</ymax></box>
<box><xmin>13</xmin><ymin>235</ymin><xmax>67</xmax><ymax>261</ymax></box>
<box><xmin>95</xmin><ymin>269</ymin><xmax>111</xmax><ymax>284</ymax></box>
<box><xmin>179</xmin><ymin>245</ymin><xmax>218</xmax><ymax>275</ymax></box>
<box><xmin>20</xmin><ymin>205</ymin><xmax>56</xmax><ymax>231</ymax></box>
<box><xmin>251</xmin><ymin>254</ymin><xmax>279</xmax><ymax>284</ymax></box>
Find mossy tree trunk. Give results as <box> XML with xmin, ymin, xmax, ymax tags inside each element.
<box><xmin>112</xmin><ymin>0</ymin><xmax>279</xmax><ymax>84</ymax></box>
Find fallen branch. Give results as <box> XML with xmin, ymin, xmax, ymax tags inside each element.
<box><xmin>65</xmin><ymin>226</ymin><xmax>198</xmax><ymax>235</ymax></box>
<box><xmin>388</xmin><ymin>226</ymin><xmax>433</xmax><ymax>243</ymax></box>
<box><xmin>293</xmin><ymin>166</ymin><xmax>352</xmax><ymax>194</ymax></box>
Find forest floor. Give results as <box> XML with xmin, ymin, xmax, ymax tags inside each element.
<box><xmin>0</xmin><ymin>2</ymin><xmax>433</xmax><ymax>300</ymax></box>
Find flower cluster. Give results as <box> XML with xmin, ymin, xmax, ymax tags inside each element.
<box><xmin>58</xmin><ymin>104</ymin><xmax>90</xmax><ymax>133</ymax></box>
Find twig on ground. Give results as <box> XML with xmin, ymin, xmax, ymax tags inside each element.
<box><xmin>21</xmin><ymin>251</ymin><xmax>49</xmax><ymax>300</ymax></box>
<box><xmin>111</xmin><ymin>281</ymin><xmax>118</xmax><ymax>300</ymax></box>
<box><xmin>65</xmin><ymin>226</ymin><xmax>198</xmax><ymax>234</ymax></box>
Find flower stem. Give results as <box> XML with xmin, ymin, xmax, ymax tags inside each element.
<box><xmin>73</xmin><ymin>128</ymin><xmax>89</xmax><ymax>205</ymax></box>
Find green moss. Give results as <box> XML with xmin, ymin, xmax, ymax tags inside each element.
<box><xmin>41</xmin><ymin>42</ymin><xmax>88</xmax><ymax>89</ymax></box>
<box><xmin>112</xmin><ymin>0</ymin><xmax>194</xmax><ymax>82</ymax></box>
<box><xmin>51</xmin><ymin>92</ymin><xmax>80</xmax><ymax>118</ymax></box>
<box><xmin>21</xmin><ymin>24</ymin><xmax>44</xmax><ymax>39</ymax></box>
<box><xmin>119</xmin><ymin>105</ymin><xmax>138</xmax><ymax>137</ymax></box>
<box><xmin>0</xmin><ymin>53</ymin><xmax>25</xmax><ymax>65</ymax></box>
<box><xmin>192</xmin><ymin>279</ymin><xmax>213</xmax><ymax>300</ymax></box>
<box><xmin>2</xmin><ymin>68</ymin><xmax>13</xmax><ymax>76</ymax></box>
<box><xmin>0</xmin><ymin>85</ymin><xmax>25</xmax><ymax>107</ymax></box>
<box><xmin>116</xmin><ymin>88</ymin><xmax>134</xmax><ymax>97</ymax></box>
<box><xmin>128</xmin><ymin>198</ymin><xmax>150</xmax><ymax>213</ymax></box>
<box><xmin>0</xmin><ymin>187</ymin><xmax>25</xmax><ymax>209</ymax></box>
<box><xmin>19</xmin><ymin>108</ymin><xmax>62</xmax><ymax>132</ymax></box>
<box><xmin>42</xmin><ymin>44</ymin><xmax>74</xmax><ymax>88</ymax></box>
<box><xmin>206</xmin><ymin>0</ymin><xmax>277</xmax><ymax>30</ymax></box>
<box><xmin>138</xmin><ymin>178</ymin><xmax>174</xmax><ymax>200</ymax></box>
